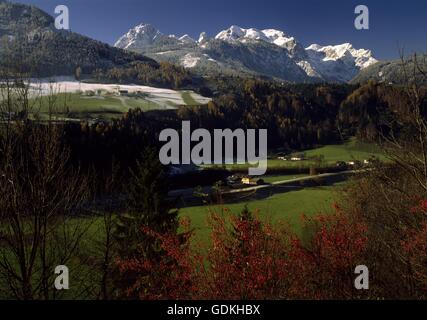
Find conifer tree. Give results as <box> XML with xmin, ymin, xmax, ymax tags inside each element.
<box><xmin>114</xmin><ymin>148</ymin><xmax>179</xmax><ymax>297</ymax></box>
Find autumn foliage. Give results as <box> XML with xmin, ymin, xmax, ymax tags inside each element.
<box><xmin>288</xmin><ymin>206</ymin><xmax>368</xmax><ymax>299</ymax></box>
<box><xmin>116</xmin><ymin>218</ymin><xmax>200</xmax><ymax>300</ymax></box>
<box><xmin>200</xmin><ymin>207</ymin><xmax>292</xmax><ymax>299</ymax></box>
<box><xmin>116</xmin><ymin>204</ymin><xmax>375</xmax><ymax>300</ymax></box>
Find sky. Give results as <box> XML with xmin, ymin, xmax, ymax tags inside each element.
<box><xmin>14</xmin><ymin>0</ymin><xmax>427</xmax><ymax>60</ymax></box>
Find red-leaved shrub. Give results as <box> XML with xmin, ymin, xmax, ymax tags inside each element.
<box><xmin>116</xmin><ymin>217</ymin><xmax>201</xmax><ymax>300</ymax></box>
<box><xmin>288</xmin><ymin>205</ymin><xmax>368</xmax><ymax>299</ymax></box>
<box><xmin>199</xmin><ymin>208</ymin><xmax>293</xmax><ymax>300</ymax></box>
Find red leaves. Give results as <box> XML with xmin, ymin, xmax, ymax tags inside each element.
<box><xmin>410</xmin><ymin>199</ymin><xmax>427</xmax><ymax>216</ymax></box>
<box><xmin>116</xmin><ymin>219</ymin><xmax>200</xmax><ymax>300</ymax></box>
<box><xmin>114</xmin><ymin>200</ymin><xmax>427</xmax><ymax>299</ymax></box>
<box><xmin>402</xmin><ymin>200</ymin><xmax>427</xmax><ymax>292</ymax></box>
<box><xmin>288</xmin><ymin>210</ymin><xmax>368</xmax><ymax>299</ymax></box>
<box><xmin>116</xmin><ymin>206</ymin><xmax>372</xmax><ymax>300</ymax></box>
<box><xmin>201</xmin><ymin>209</ymin><xmax>293</xmax><ymax>300</ymax></box>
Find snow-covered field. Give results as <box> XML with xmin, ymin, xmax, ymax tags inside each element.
<box><xmin>28</xmin><ymin>76</ymin><xmax>211</xmax><ymax>108</ymax></box>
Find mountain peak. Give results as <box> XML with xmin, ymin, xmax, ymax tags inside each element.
<box><xmin>215</xmin><ymin>25</ymin><xmax>266</xmax><ymax>42</ymax></box>
<box><xmin>179</xmin><ymin>34</ymin><xmax>196</xmax><ymax>44</ymax></box>
<box><xmin>114</xmin><ymin>23</ymin><xmax>162</xmax><ymax>49</ymax></box>
<box><xmin>306</xmin><ymin>42</ymin><xmax>377</xmax><ymax>69</ymax></box>
<box><xmin>198</xmin><ymin>32</ymin><xmax>209</xmax><ymax>44</ymax></box>
<box><xmin>215</xmin><ymin>25</ymin><xmax>299</xmax><ymax>51</ymax></box>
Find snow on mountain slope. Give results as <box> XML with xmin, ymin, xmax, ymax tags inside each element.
<box><xmin>298</xmin><ymin>43</ymin><xmax>378</xmax><ymax>82</ymax></box>
<box><xmin>181</xmin><ymin>53</ymin><xmax>200</xmax><ymax>68</ymax></box>
<box><xmin>215</xmin><ymin>25</ymin><xmax>298</xmax><ymax>51</ymax></box>
<box><xmin>114</xmin><ymin>24</ymin><xmax>197</xmax><ymax>49</ymax></box>
<box><xmin>115</xmin><ymin>23</ymin><xmax>378</xmax><ymax>83</ymax></box>
<box><xmin>198</xmin><ymin>32</ymin><xmax>209</xmax><ymax>43</ymax></box>
<box><xmin>179</xmin><ymin>34</ymin><xmax>196</xmax><ymax>44</ymax></box>
<box><xmin>114</xmin><ymin>23</ymin><xmax>163</xmax><ymax>49</ymax></box>
<box><xmin>306</xmin><ymin>43</ymin><xmax>377</xmax><ymax>69</ymax></box>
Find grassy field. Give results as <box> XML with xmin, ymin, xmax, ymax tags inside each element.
<box><xmin>303</xmin><ymin>138</ymin><xmax>387</xmax><ymax>162</ymax></box>
<box><xmin>180</xmin><ymin>183</ymin><xmax>343</xmax><ymax>244</ymax></box>
<box><xmin>72</xmin><ymin>181</ymin><xmax>343</xmax><ymax>249</ymax></box>
<box><xmin>26</xmin><ymin>88</ymin><xmax>209</xmax><ymax>120</ymax></box>
<box><xmin>222</xmin><ymin>138</ymin><xmax>387</xmax><ymax>171</ymax></box>
<box><xmin>181</xmin><ymin>91</ymin><xmax>200</xmax><ymax>106</ymax></box>
<box><xmin>0</xmin><ymin>172</ymin><xmax>344</xmax><ymax>298</ymax></box>
<box><xmin>31</xmin><ymin>93</ymin><xmax>162</xmax><ymax>119</ymax></box>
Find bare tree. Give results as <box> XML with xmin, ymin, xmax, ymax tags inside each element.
<box><xmin>343</xmin><ymin>51</ymin><xmax>427</xmax><ymax>299</ymax></box>
<box><xmin>0</xmin><ymin>72</ymin><xmax>90</xmax><ymax>300</ymax></box>
<box><xmin>377</xmin><ymin>52</ymin><xmax>427</xmax><ymax>193</ymax></box>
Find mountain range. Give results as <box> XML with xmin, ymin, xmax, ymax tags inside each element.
<box><xmin>2</xmin><ymin>1</ymin><xmax>420</xmax><ymax>85</ymax></box>
<box><xmin>114</xmin><ymin>24</ymin><xmax>379</xmax><ymax>83</ymax></box>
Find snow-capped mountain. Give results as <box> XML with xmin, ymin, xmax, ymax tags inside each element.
<box><xmin>114</xmin><ymin>23</ymin><xmax>378</xmax><ymax>83</ymax></box>
<box><xmin>178</xmin><ymin>34</ymin><xmax>196</xmax><ymax>44</ymax></box>
<box><xmin>114</xmin><ymin>23</ymin><xmax>196</xmax><ymax>49</ymax></box>
<box><xmin>198</xmin><ymin>32</ymin><xmax>209</xmax><ymax>45</ymax></box>
<box><xmin>301</xmin><ymin>43</ymin><xmax>378</xmax><ymax>82</ymax></box>
<box><xmin>306</xmin><ymin>43</ymin><xmax>377</xmax><ymax>69</ymax></box>
<box><xmin>215</xmin><ymin>25</ymin><xmax>301</xmax><ymax>53</ymax></box>
<box><xmin>114</xmin><ymin>24</ymin><xmax>163</xmax><ymax>49</ymax></box>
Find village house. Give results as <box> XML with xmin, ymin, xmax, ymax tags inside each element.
<box><xmin>290</xmin><ymin>153</ymin><xmax>306</xmax><ymax>161</ymax></box>
<box><xmin>241</xmin><ymin>177</ymin><xmax>265</xmax><ymax>186</ymax></box>
<box><xmin>277</xmin><ymin>152</ymin><xmax>306</xmax><ymax>161</ymax></box>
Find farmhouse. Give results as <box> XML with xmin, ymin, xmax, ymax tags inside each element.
<box><xmin>241</xmin><ymin>177</ymin><xmax>265</xmax><ymax>186</ymax></box>
<box><xmin>290</xmin><ymin>153</ymin><xmax>306</xmax><ymax>161</ymax></box>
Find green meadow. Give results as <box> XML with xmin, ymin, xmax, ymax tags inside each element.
<box><xmin>223</xmin><ymin>138</ymin><xmax>388</xmax><ymax>171</ymax></box>
<box><xmin>180</xmin><ymin>91</ymin><xmax>201</xmax><ymax>106</ymax></box>
<box><xmin>29</xmin><ymin>90</ymin><xmax>206</xmax><ymax>120</ymax></box>
<box><xmin>180</xmin><ymin>183</ymin><xmax>343</xmax><ymax>244</ymax></box>
<box><xmin>71</xmin><ymin>181</ymin><xmax>343</xmax><ymax>250</ymax></box>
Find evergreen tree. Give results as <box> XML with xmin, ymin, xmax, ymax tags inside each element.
<box><xmin>115</xmin><ymin>148</ymin><xmax>178</xmax><ymax>259</ymax></box>
<box><xmin>113</xmin><ymin>148</ymin><xmax>179</xmax><ymax>297</ymax></box>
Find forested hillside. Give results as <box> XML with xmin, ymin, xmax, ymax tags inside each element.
<box><xmin>0</xmin><ymin>1</ymin><xmax>192</xmax><ymax>89</ymax></box>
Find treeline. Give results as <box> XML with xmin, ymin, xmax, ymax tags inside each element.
<box><xmin>52</xmin><ymin>80</ymin><xmax>355</xmax><ymax>193</ymax></box>
<box><xmin>1</xmin><ymin>33</ymin><xmax>197</xmax><ymax>90</ymax></box>
<box><xmin>51</xmin><ymin>80</ymin><xmax>359</xmax><ymax>189</ymax></box>
<box><xmin>0</xmin><ymin>30</ymin><xmax>157</xmax><ymax>77</ymax></box>
<box><xmin>7</xmin><ymin>79</ymin><xmax>420</xmax><ymax>196</ymax></box>
<box><xmin>92</xmin><ymin>61</ymin><xmax>194</xmax><ymax>90</ymax></box>
<box><xmin>177</xmin><ymin>79</ymin><xmax>355</xmax><ymax>150</ymax></box>
<box><xmin>339</xmin><ymin>80</ymin><xmax>427</xmax><ymax>141</ymax></box>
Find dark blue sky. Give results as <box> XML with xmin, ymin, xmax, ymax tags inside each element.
<box><xmin>15</xmin><ymin>0</ymin><xmax>427</xmax><ymax>60</ymax></box>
